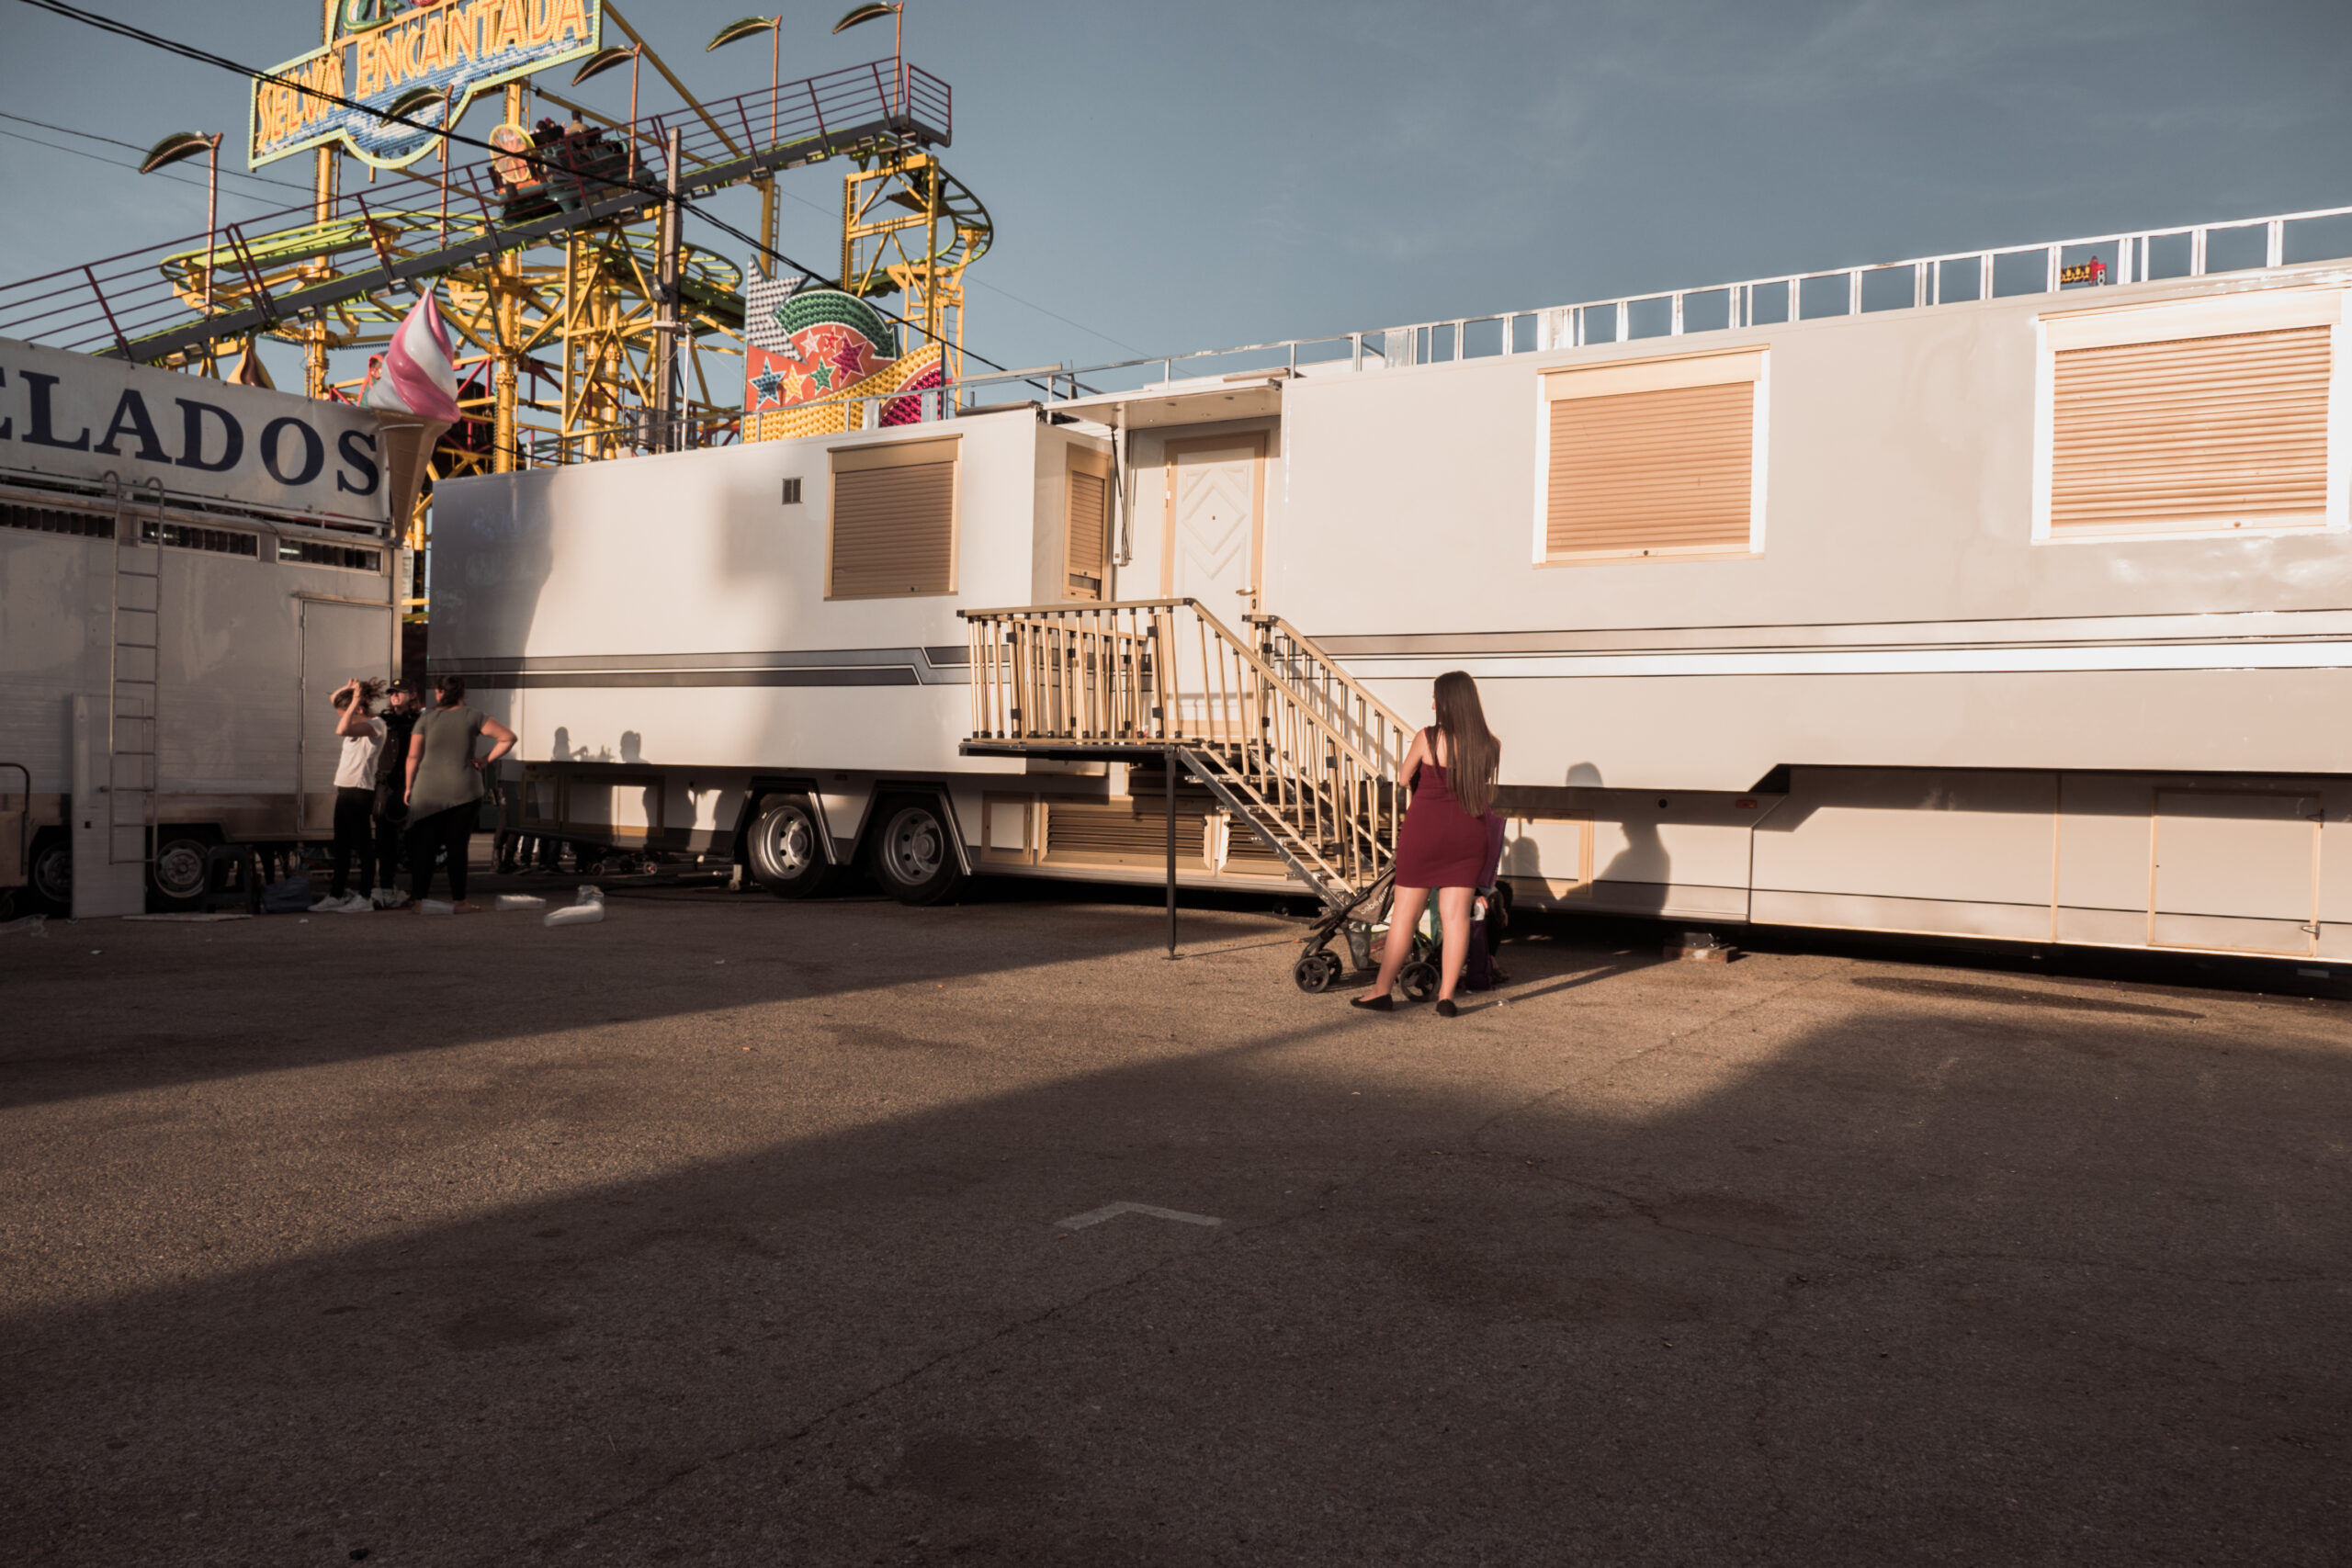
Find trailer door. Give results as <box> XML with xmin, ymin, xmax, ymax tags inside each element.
<box><xmin>297</xmin><ymin>599</ymin><xmax>395</xmax><ymax>836</ymax></box>
<box><xmin>2150</xmin><ymin>790</ymin><xmax>2322</xmax><ymax>957</ymax></box>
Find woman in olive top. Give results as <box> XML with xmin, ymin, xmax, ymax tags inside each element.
<box><xmin>402</xmin><ymin>674</ymin><xmax>516</xmax><ymax>911</ymax></box>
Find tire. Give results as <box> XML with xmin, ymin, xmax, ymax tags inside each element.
<box><xmin>869</xmin><ymin>795</ymin><xmax>964</xmax><ymax>906</ymax></box>
<box><xmin>1397</xmin><ymin>959</ymin><xmax>1439</xmax><ymax>1004</ymax></box>
<box><xmin>746</xmin><ymin>795</ymin><xmax>836</xmax><ymax>898</ymax></box>
<box><xmin>27</xmin><ymin>830</ymin><xmax>70</xmax><ymax>915</ymax></box>
<box><xmin>149</xmin><ymin>831</ymin><xmax>215</xmax><ymax>910</ymax></box>
<box><xmin>1294</xmin><ymin>949</ymin><xmax>1341</xmax><ymax>994</ymax></box>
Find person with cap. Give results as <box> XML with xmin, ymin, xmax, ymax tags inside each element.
<box><xmin>369</xmin><ymin>677</ymin><xmax>424</xmax><ymax>908</ymax></box>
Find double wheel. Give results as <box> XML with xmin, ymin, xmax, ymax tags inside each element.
<box><xmin>745</xmin><ymin>793</ymin><xmax>964</xmax><ymax>906</ymax></box>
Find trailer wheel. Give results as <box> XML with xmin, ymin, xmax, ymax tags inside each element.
<box><xmin>149</xmin><ymin>831</ymin><xmax>214</xmax><ymax>909</ymax></box>
<box><xmin>870</xmin><ymin>796</ymin><xmax>963</xmax><ymax>906</ymax></box>
<box><xmin>746</xmin><ymin>795</ymin><xmax>834</xmax><ymax>899</ymax></box>
<box><xmin>28</xmin><ymin>830</ymin><xmax>70</xmax><ymax>914</ymax></box>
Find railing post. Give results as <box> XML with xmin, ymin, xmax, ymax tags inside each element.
<box><xmin>1164</xmin><ymin>746</ymin><xmax>1178</xmax><ymax>958</ymax></box>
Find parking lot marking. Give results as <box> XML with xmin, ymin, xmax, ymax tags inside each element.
<box><xmin>1056</xmin><ymin>1201</ymin><xmax>1224</xmax><ymax>1231</ymax></box>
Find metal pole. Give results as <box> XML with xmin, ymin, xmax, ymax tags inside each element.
<box><xmin>202</xmin><ymin>137</ymin><xmax>218</xmax><ymax>374</ymax></box>
<box><xmin>1165</xmin><ymin>748</ymin><xmax>1178</xmax><ymax>958</ymax></box>
<box><xmin>654</xmin><ymin>126</ymin><xmax>683</xmax><ymax>451</ymax></box>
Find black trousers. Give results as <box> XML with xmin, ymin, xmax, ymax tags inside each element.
<box><xmin>373</xmin><ymin>805</ymin><xmax>406</xmax><ymax>893</ymax></box>
<box><xmin>405</xmin><ymin>804</ymin><xmax>475</xmax><ymax>904</ymax></box>
<box><xmin>330</xmin><ymin>786</ymin><xmax>376</xmax><ymax>897</ymax></box>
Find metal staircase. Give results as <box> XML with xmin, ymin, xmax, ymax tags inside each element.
<box><xmin>961</xmin><ymin>599</ymin><xmax>1412</xmax><ymax>908</ymax></box>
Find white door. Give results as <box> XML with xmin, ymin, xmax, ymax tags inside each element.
<box><xmin>298</xmin><ymin>600</ymin><xmax>394</xmax><ymax>834</ymax></box>
<box><xmin>2150</xmin><ymin>790</ymin><xmax>2320</xmax><ymax>956</ymax></box>
<box><xmin>1165</xmin><ymin>439</ymin><xmax>1261</xmax><ymax>615</ymax></box>
<box><xmin>1162</xmin><ymin>438</ymin><xmax>1261</xmax><ymax>735</ymax></box>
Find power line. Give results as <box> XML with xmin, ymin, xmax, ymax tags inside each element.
<box><xmin>0</xmin><ymin>127</ymin><xmax>290</xmax><ymax>205</ymax></box>
<box><xmin>11</xmin><ymin>0</ymin><xmax>1062</xmax><ymax>387</ymax></box>
<box><xmin>0</xmin><ymin>108</ymin><xmax>315</xmax><ymax>195</ymax></box>
<box><xmin>759</xmin><ymin>171</ymin><xmax>1148</xmax><ymax>356</ymax></box>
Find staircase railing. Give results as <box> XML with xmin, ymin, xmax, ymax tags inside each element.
<box><xmin>1248</xmin><ymin>615</ymin><xmax>1415</xmax><ymax>795</ymax></box>
<box><xmin>962</xmin><ymin>599</ymin><xmax>1403</xmax><ymax>897</ymax></box>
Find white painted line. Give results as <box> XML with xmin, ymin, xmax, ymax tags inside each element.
<box><xmin>1056</xmin><ymin>1201</ymin><xmax>1225</xmax><ymax>1231</ymax></box>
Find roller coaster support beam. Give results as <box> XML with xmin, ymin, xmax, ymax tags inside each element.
<box><xmin>654</xmin><ymin>127</ymin><xmax>684</xmax><ymax>452</ymax></box>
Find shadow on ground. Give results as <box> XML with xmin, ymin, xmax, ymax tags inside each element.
<box><xmin>1</xmin><ymin>897</ymin><xmax>2347</xmax><ymax>1567</ymax></box>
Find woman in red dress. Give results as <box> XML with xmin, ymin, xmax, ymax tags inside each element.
<box><xmin>1354</xmin><ymin>671</ymin><xmax>1501</xmax><ymax>1017</ymax></box>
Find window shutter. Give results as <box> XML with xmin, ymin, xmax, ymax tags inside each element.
<box><xmin>828</xmin><ymin>437</ymin><xmax>957</xmax><ymax>598</ymax></box>
<box><xmin>1065</xmin><ymin>468</ymin><xmax>1107</xmax><ymax>597</ymax></box>
<box><xmin>2050</xmin><ymin>326</ymin><xmax>2333</xmax><ymax>535</ymax></box>
<box><xmin>1545</xmin><ymin>355</ymin><xmax>1759</xmax><ymax>560</ymax></box>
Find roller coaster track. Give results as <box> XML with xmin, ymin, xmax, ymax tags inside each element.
<box><xmin>0</xmin><ymin>60</ymin><xmax>953</xmax><ymax>367</ymax></box>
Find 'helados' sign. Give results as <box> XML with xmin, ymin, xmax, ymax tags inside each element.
<box><xmin>0</xmin><ymin>338</ymin><xmax>393</xmax><ymax>529</ymax></box>
<box><xmin>250</xmin><ymin>0</ymin><xmax>603</xmax><ymax>172</ymax></box>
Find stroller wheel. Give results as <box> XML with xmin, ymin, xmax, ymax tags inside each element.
<box><xmin>1397</xmin><ymin>959</ymin><xmax>1440</xmax><ymax>1003</ymax></box>
<box><xmin>1293</xmin><ymin>949</ymin><xmax>1342</xmax><ymax>994</ymax></box>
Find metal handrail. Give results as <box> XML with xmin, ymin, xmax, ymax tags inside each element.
<box><xmin>927</xmin><ymin>198</ymin><xmax>2352</xmax><ymax>403</ymax></box>
<box><xmin>960</xmin><ymin>598</ymin><xmax>1404</xmax><ymax>893</ymax></box>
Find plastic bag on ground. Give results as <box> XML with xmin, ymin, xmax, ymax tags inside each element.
<box><xmin>417</xmin><ymin>899</ymin><xmax>455</xmax><ymax>916</ymax></box>
<box><xmin>494</xmin><ymin>894</ymin><xmax>546</xmax><ymax>912</ymax></box>
<box><xmin>544</xmin><ymin>886</ymin><xmax>605</xmax><ymax>928</ymax></box>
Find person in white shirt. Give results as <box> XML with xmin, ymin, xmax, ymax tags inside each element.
<box><xmin>316</xmin><ymin>678</ymin><xmax>388</xmax><ymax>913</ymax></box>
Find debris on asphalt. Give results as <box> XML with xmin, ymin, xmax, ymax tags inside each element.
<box><xmin>545</xmin><ymin>886</ymin><xmax>605</xmax><ymax>928</ymax></box>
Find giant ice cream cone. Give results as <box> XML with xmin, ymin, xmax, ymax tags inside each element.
<box><xmin>361</xmin><ymin>291</ymin><xmax>462</xmax><ymax>530</ymax></box>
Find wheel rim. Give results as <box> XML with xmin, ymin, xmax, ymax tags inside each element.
<box><xmin>30</xmin><ymin>844</ymin><xmax>69</xmax><ymax>903</ymax></box>
<box><xmin>153</xmin><ymin>839</ymin><xmax>209</xmax><ymax>900</ymax></box>
<box><xmin>884</xmin><ymin>807</ymin><xmax>944</xmax><ymax>885</ymax></box>
<box><xmin>759</xmin><ymin>804</ymin><xmax>817</xmax><ymax>878</ymax></box>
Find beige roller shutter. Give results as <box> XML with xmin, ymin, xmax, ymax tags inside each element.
<box><xmin>1544</xmin><ymin>351</ymin><xmax>1761</xmax><ymax>561</ymax></box>
<box><xmin>828</xmin><ymin>435</ymin><xmax>957</xmax><ymax>598</ymax></box>
<box><xmin>1065</xmin><ymin>450</ymin><xmax>1109</xmax><ymax>598</ymax></box>
<box><xmin>2050</xmin><ymin>326</ymin><xmax>2333</xmax><ymax>535</ymax></box>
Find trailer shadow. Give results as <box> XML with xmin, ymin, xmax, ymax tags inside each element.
<box><xmin>0</xmin><ymin>888</ymin><xmax>1317</xmax><ymax>1112</ymax></box>
<box><xmin>3</xmin><ymin>953</ymin><xmax>2347</xmax><ymax>1566</ymax></box>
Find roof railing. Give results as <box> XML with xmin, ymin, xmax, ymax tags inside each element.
<box><xmin>930</xmin><ymin>198</ymin><xmax>2352</xmax><ymax>406</ymax></box>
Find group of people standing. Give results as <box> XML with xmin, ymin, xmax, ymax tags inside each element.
<box><xmin>315</xmin><ymin>674</ymin><xmax>516</xmax><ymax>914</ymax></box>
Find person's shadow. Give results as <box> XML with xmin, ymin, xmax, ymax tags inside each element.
<box><xmin>1569</xmin><ymin>761</ymin><xmax>1669</xmax><ymax>916</ymax></box>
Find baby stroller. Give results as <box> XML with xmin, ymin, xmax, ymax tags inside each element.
<box><xmin>1291</xmin><ymin>863</ymin><xmax>1511</xmax><ymax>998</ymax></box>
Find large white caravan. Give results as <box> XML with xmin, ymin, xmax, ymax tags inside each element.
<box><xmin>0</xmin><ymin>338</ymin><xmax>401</xmax><ymax>917</ymax></box>
<box><xmin>434</xmin><ymin>203</ymin><xmax>2352</xmax><ymax>964</ymax></box>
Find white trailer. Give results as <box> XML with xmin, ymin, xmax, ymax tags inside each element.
<box><xmin>0</xmin><ymin>338</ymin><xmax>400</xmax><ymax>918</ymax></box>
<box><xmin>434</xmin><ymin>202</ymin><xmax>2352</xmax><ymax>964</ymax></box>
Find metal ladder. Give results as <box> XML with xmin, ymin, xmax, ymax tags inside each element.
<box><xmin>105</xmin><ymin>477</ymin><xmax>164</xmax><ymax>871</ymax></box>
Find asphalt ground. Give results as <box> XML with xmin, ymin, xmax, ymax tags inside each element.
<box><xmin>2</xmin><ymin>874</ymin><xmax>2347</xmax><ymax>1566</ymax></box>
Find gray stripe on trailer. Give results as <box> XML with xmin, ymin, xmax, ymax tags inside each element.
<box><xmin>463</xmin><ymin>667</ymin><xmax>922</xmax><ymax>690</ymax></box>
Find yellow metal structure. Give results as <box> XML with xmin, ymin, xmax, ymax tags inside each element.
<box><xmin>840</xmin><ymin>146</ymin><xmax>990</xmax><ymax>379</ymax></box>
<box><xmin>95</xmin><ymin>7</ymin><xmax>982</xmax><ymax>615</ymax></box>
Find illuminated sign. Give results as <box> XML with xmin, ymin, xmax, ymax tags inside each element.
<box><xmin>2059</xmin><ymin>258</ymin><xmax>2109</xmax><ymax>287</ymax></box>
<box><xmin>249</xmin><ymin>0</ymin><xmax>602</xmax><ymax>171</ymax></box>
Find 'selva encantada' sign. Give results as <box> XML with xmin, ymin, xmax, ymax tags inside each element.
<box><xmin>249</xmin><ymin>0</ymin><xmax>602</xmax><ymax>172</ymax></box>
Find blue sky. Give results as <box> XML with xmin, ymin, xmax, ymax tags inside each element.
<box><xmin>2</xmin><ymin>0</ymin><xmax>2347</xmax><ymax>378</ymax></box>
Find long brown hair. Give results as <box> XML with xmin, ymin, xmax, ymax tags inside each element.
<box><xmin>1432</xmin><ymin>671</ymin><xmax>1499</xmax><ymax>818</ymax></box>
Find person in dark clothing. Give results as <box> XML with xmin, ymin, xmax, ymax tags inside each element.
<box><xmin>401</xmin><ymin>674</ymin><xmax>516</xmax><ymax>910</ymax></box>
<box><xmin>370</xmin><ymin>679</ymin><xmax>424</xmax><ymax>908</ymax></box>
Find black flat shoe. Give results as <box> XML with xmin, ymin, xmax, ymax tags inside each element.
<box><xmin>1350</xmin><ymin>995</ymin><xmax>1395</xmax><ymax>1011</ymax></box>
<box><xmin>1434</xmin><ymin>999</ymin><xmax>1458</xmax><ymax>1019</ymax></box>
